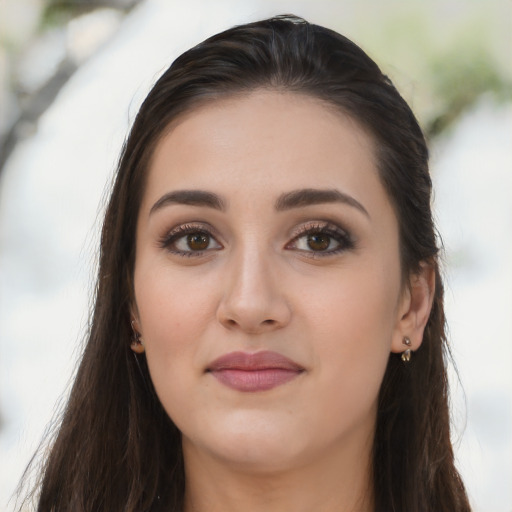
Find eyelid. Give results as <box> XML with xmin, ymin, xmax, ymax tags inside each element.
<box><xmin>159</xmin><ymin>222</ymin><xmax>223</xmax><ymax>256</ymax></box>
<box><xmin>285</xmin><ymin>220</ymin><xmax>354</xmax><ymax>255</ymax></box>
<box><xmin>158</xmin><ymin>219</ymin><xmax>354</xmax><ymax>258</ymax></box>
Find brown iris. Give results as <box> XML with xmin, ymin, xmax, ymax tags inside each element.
<box><xmin>307</xmin><ymin>233</ymin><xmax>330</xmax><ymax>251</ymax></box>
<box><xmin>187</xmin><ymin>233</ymin><xmax>210</xmax><ymax>250</ymax></box>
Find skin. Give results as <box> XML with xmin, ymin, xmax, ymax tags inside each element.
<box><xmin>132</xmin><ymin>91</ymin><xmax>434</xmax><ymax>512</ymax></box>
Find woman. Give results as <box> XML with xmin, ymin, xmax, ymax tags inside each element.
<box><xmin>22</xmin><ymin>15</ymin><xmax>471</xmax><ymax>512</ymax></box>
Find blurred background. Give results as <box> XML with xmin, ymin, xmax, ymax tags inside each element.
<box><xmin>0</xmin><ymin>0</ymin><xmax>511</xmax><ymax>510</ymax></box>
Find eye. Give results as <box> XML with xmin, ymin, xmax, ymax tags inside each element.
<box><xmin>287</xmin><ymin>222</ymin><xmax>354</xmax><ymax>256</ymax></box>
<box><xmin>295</xmin><ymin>232</ymin><xmax>338</xmax><ymax>252</ymax></box>
<box><xmin>160</xmin><ymin>224</ymin><xmax>222</xmax><ymax>256</ymax></box>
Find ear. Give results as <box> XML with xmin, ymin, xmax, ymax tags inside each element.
<box><xmin>130</xmin><ymin>307</ymin><xmax>145</xmax><ymax>354</ymax></box>
<box><xmin>391</xmin><ymin>262</ymin><xmax>436</xmax><ymax>354</ymax></box>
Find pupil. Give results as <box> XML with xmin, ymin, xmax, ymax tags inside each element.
<box><xmin>307</xmin><ymin>233</ymin><xmax>330</xmax><ymax>251</ymax></box>
<box><xmin>187</xmin><ymin>233</ymin><xmax>209</xmax><ymax>250</ymax></box>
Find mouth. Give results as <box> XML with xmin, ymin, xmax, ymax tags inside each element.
<box><xmin>206</xmin><ymin>351</ymin><xmax>305</xmax><ymax>392</ymax></box>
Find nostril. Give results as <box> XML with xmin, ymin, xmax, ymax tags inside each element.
<box><xmin>263</xmin><ymin>319</ymin><xmax>275</xmax><ymax>325</ymax></box>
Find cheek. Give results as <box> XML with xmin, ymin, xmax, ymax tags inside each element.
<box><xmin>133</xmin><ymin>265</ymin><xmax>218</xmax><ymax>407</ymax></box>
<box><xmin>301</xmin><ymin>260</ymin><xmax>400</xmax><ymax>397</ymax></box>
<box><xmin>135</xmin><ymin>264</ymin><xmax>216</xmax><ymax>342</ymax></box>
<box><xmin>304</xmin><ymin>260</ymin><xmax>400</xmax><ymax>347</ymax></box>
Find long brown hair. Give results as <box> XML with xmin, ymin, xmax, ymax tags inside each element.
<box><xmin>21</xmin><ymin>15</ymin><xmax>471</xmax><ymax>512</ymax></box>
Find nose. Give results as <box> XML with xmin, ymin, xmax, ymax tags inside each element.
<box><xmin>216</xmin><ymin>247</ymin><xmax>292</xmax><ymax>334</ymax></box>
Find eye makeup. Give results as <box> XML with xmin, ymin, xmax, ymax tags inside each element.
<box><xmin>285</xmin><ymin>220</ymin><xmax>355</xmax><ymax>257</ymax></box>
<box><xmin>158</xmin><ymin>222</ymin><xmax>222</xmax><ymax>257</ymax></box>
<box><xmin>157</xmin><ymin>218</ymin><xmax>355</xmax><ymax>260</ymax></box>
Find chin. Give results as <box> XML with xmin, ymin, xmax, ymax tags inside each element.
<box><xmin>184</xmin><ymin>411</ymin><xmax>310</xmax><ymax>473</ymax></box>
<box><xmin>212</xmin><ymin>440</ymin><xmax>305</xmax><ymax>475</ymax></box>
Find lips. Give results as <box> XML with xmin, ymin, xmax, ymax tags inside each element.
<box><xmin>206</xmin><ymin>351</ymin><xmax>304</xmax><ymax>392</ymax></box>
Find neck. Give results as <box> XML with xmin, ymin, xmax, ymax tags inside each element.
<box><xmin>182</xmin><ymin>434</ymin><xmax>374</xmax><ymax>512</ymax></box>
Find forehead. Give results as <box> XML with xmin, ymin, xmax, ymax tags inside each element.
<box><xmin>141</xmin><ymin>90</ymin><xmax>389</xmax><ymax>215</ymax></box>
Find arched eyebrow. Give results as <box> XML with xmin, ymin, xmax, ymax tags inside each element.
<box><xmin>149</xmin><ymin>187</ymin><xmax>369</xmax><ymax>219</ymax></box>
<box><xmin>275</xmin><ymin>188</ymin><xmax>370</xmax><ymax>218</ymax></box>
<box><xmin>150</xmin><ymin>190</ymin><xmax>227</xmax><ymax>215</ymax></box>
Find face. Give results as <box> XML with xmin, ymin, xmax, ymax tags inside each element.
<box><xmin>133</xmin><ymin>91</ymin><xmax>410</xmax><ymax>473</ymax></box>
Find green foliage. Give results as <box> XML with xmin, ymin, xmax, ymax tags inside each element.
<box><xmin>426</xmin><ymin>44</ymin><xmax>511</xmax><ymax>136</ymax></box>
<box><xmin>335</xmin><ymin>3</ymin><xmax>512</xmax><ymax>138</ymax></box>
<box><xmin>41</xmin><ymin>1</ymin><xmax>125</xmax><ymax>28</ymax></box>
<box><xmin>42</xmin><ymin>1</ymin><xmax>89</xmax><ymax>27</ymax></box>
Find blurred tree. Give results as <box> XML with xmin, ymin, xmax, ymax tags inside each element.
<box><xmin>0</xmin><ymin>0</ymin><xmax>142</xmax><ymax>174</ymax></box>
<box><xmin>426</xmin><ymin>44</ymin><xmax>511</xmax><ymax>136</ymax></box>
<box><xmin>43</xmin><ymin>0</ymin><xmax>140</xmax><ymax>26</ymax></box>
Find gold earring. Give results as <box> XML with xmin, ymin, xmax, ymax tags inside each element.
<box><xmin>401</xmin><ymin>336</ymin><xmax>412</xmax><ymax>362</ymax></box>
<box><xmin>130</xmin><ymin>320</ymin><xmax>145</xmax><ymax>354</ymax></box>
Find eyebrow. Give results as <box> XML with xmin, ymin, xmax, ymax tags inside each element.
<box><xmin>275</xmin><ymin>188</ymin><xmax>370</xmax><ymax>218</ymax></box>
<box><xmin>149</xmin><ymin>187</ymin><xmax>369</xmax><ymax>218</ymax></box>
<box><xmin>150</xmin><ymin>190</ymin><xmax>226</xmax><ymax>215</ymax></box>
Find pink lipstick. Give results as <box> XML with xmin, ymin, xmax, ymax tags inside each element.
<box><xmin>207</xmin><ymin>351</ymin><xmax>304</xmax><ymax>392</ymax></box>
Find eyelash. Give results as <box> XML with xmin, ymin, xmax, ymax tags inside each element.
<box><xmin>159</xmin><ymin>223</ymin><xmax>222</xmax><ymax>257</ymax></box>
<box><xmin>286</xmin><ymin>221</ymin><xmax>354</xmax><ymax>257</ymax></box>
<box><xmin>159</xmin><ymin>221</ymin><xmax>354</xmax><ymax>258</ymax></box>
